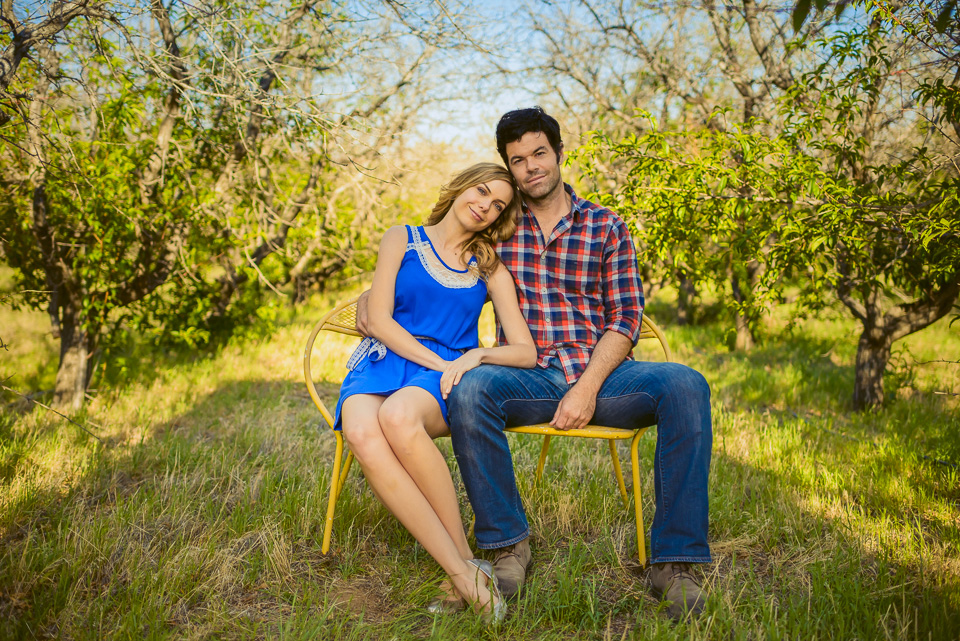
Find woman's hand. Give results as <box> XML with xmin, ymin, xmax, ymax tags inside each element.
<box><xmin>440</xmin><ymin>348</ymin><xmax>485</xmax><ymax>399</ymax></box>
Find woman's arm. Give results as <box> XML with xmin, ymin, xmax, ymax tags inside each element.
<box><xmin>440</xmin><ymin>263</ymin><xmax>537</xmax><ymax>398</ymax></box>
<box><xmin>366</xmin><ymin>226</ymin><xmax>448</xmax><ymax>372</ymax></box>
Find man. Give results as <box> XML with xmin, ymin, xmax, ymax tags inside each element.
<box><xmin>446</xmin><ymin>107</ymin><xmax>712</xmax><ymax>620</ymax></box>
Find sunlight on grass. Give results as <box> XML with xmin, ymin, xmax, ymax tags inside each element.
<box><xmin>1</xmin><ymin>285</ymin><xmax>958</xmax><ymax>639</ymax></box>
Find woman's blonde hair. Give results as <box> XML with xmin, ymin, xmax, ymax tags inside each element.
<box><xmin>425</xmin><ymin>162</ymin><xmax>521</xmax><ymax>278</ymax></box>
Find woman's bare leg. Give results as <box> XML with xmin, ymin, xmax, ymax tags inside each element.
<box><xmin>378</xmin><ymin>387</ymin><xmax>472</xmax><ymax>560</ymax></box>
<box><xmin>341</xmin><ymin>394</ymin><xmax>494</xmax><ymax>612</ymax></box>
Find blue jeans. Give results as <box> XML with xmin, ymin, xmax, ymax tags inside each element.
<box><xmin>447</xmin><ymin>360</ymin><xmax>712</xmax><ymax>564</ymax></box>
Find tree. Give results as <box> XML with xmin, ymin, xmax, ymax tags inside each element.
<box><xmin>1</xmin><ymin>1</ymin><xmax>192</xmax><ymax>409</ymax></box>
<box><xmin>575</xmin><ymin>1</ymin><xmax>960</xmax><ymax>410</ymax></box>
<box><xmin>514</xmin><ymin>0</ymin><xmax>836</xmax><ymax>347</ymax></box>
<box><xmin>0</xmin><ymin>0</ymin><xmax>465</xmax><ymax>408</ymax></box>
<box><xmin>775</xmin><ymin>4</ymin><xmax>960</xmax><ymax>409</ymax></box>
<box><xmin>575</xmin><ymin>114</ymin><xmax>804</xmax><ymax>346</ymax></box>
<box><xmin>0</xmin><ymin>1</ymin><xmax>111</xmax><ymax>114</ymax></box>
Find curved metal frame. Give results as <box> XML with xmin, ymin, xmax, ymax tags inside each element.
<box><xmin>303</xmin><ymin>296</ymin><xmax>361</xmax><ymax>554</ymax></box>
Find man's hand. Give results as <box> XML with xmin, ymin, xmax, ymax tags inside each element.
<box><xmin>550</xmin><ymin>382</ymin><xmax>597</xmax><ymax>431</ymax></box>
<box><xmin>355</xmin><ymin>290</ymin><xmax>371</xmax><ymax>336</ymax></box>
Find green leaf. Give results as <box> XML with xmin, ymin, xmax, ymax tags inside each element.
<box><xmin>935</xmin><ymin>1</ymin><xmax>956</xmax><ymax>32</ymax></box>
<box><xmin>833</xmin><ymin>0</ymin><xmax>851</xmax><ymax>19</ymax></box>
<box><xmin>793</xmin><ymin>0</ymin><xmax>812</xmax><ymax>32</ymax></box>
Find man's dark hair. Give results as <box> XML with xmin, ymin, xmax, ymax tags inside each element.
<box><xmin>495</xmin><ymin>106</ymin><xmax>563</xmax><ymax>165</ymax></box>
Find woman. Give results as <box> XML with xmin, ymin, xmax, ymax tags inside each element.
<box><xmin>335</xmin><ymin>163</ymin><xmax>537</xmax><ymax>623</ymax></box>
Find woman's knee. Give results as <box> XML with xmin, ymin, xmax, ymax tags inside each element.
<box><xmin>378</xmin><ymin>401</ymin><xmax>425</xmax><ymax>450</ymax></box>
<box><xmin>341</xmin><ymin>421</ymin><xmax>389</xmax><ymax>463</ymax></box>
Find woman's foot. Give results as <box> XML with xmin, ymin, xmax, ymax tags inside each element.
<box><xmin>451</xmin><ymin>559</ymin><xmax>505</xmax><ymax>624</ymax></box>
<box><xmin>427</xmin><ymin>579</ymin><xmax>465</xmax><ymax>614</ymax></box>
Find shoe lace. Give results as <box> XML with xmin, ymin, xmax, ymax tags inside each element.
<box><xmin>666</xmin><ymin>563</ymin><xmax>701</xmax><ymax>587</ymax></box>
<box><xmin>493</xmin><ymin>547</ymin><xmax>521</xmax><ymax>565</ymax></box>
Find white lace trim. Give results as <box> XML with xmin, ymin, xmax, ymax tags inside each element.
<box><xmin>408</xmin><ymin>226</ymin><xmax>480</xmax><ymax>289</ymax></box>
<box><xmin>346</xmin><ymin>337</ymin><xmax>387</xmax><ymax>371</ymax></box>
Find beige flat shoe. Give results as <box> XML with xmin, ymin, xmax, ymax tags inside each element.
<box><xmin>426</xmin><ymin>579</ymin><xmax>465</xmax><ymax>614</ymax></box>
<box><xmin>467</xmin><ymin>558</ymin><xmax>506</xmax><ymax>625</ymax></box>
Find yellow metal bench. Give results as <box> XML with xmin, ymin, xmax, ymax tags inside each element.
<box><xmin>303</xmin><ymin>296</ymin><xmax>672</xmax><ymax>564</ymax></box>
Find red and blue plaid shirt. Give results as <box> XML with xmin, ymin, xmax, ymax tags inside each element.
<box><xmin>496</xmin><ymin>184</ymin><xmax>645</xmax><ymax>383</ymax></box>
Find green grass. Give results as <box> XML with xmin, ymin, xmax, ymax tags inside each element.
<box><xmin>1</xmin><ymin>284</ymin><xmax>958</xmax><ymax>639</ymax></box>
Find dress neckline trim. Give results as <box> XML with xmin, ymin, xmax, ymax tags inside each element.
<box><xmin>419</xmin><ymin>226</ymin><xmax>472</xmax><ymax>273</ymax></box>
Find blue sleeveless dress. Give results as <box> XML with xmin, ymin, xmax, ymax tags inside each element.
<box><xmin>334</xmin><ymin>225</ymin><xmax>488</xmax><ymax>429</ymax></box>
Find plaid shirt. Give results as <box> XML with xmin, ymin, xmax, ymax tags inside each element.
<box><xmin>496</xmin><ymin>184</ymin><xmax>645</xmax><ymax>383</ymax></box>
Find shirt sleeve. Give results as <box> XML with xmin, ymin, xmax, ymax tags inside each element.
<box><xmin>601</xmin><ymin>217</ymin><xmax>645</xmax><ymax>344</ymax></box>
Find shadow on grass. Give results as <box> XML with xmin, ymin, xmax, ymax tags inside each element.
<box><xmin>706</xmin><ymin>421</ymin><xmax>960</xmax><ymax>640</ymax></box>
<box><xmin>696</xmin><ymin>333</ymin><xmax>853</xmax><ymax>411</ymax></box>
<box><xmin>0</xmin><ymin>378</ymin><xmax>351</xmax><ymax>638</ymax></box>
<box><xmin>4</xmin><ymin>373</ymin><xmax>959</xmax><ymax>639</ymax></box>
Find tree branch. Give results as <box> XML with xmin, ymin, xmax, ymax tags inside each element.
<box><xmin>835</xmin><ymin>255</ymin><xmax>868</xmax><ymax>322</ymax></box>
<box><xmin>0</xmin><ymin>1</ymin><xmax>111</xmax><ymax>96</ymax></box>
<box><xmin>213</xmin><ymin>0</ymin><xmax>324</xmax><ymax>197</ymax></box>
<box><xmin>139</xmin><ymin>0</ymin><xmax>187</xmax><ymax>206</ymax></box>
<box><xmin>888</xmin><ymin>276</ymin><xmax>960</xmax><ymax>342</ymax></box>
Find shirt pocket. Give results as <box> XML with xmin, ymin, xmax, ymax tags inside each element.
<box><xmin>555</xmin><ymin>262</ymin><xmax>601</xmax><ymax>298</ymax></box>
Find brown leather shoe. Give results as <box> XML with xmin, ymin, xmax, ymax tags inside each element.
<box><xmin>491</xmin><ymin>538</ymin><xmax>532</xmax><ymax>599</ymax></box>
<box><xmin>649</xmin><ymin>562</ymin><xmax>706</xmax><ymax>620</ymax></box>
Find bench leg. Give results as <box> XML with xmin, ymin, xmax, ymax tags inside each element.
<box><xmin>631</xmin><ymin>429</ymin><xmax>648</xmax><ymax>566</ymax></box>
<box><xmin>608</xmin><ymin>440</ymin><xmax>630</xmax><ymax>508</ymax></box>
<box><xmin>534</xmin><ymin>435</ymin><xmax>552</xmax><ymax>483</ymax></box>
<box><xmin>322</xmin><ymin>432</ymin><xmax>347</xmax><ymax>555</ymax></box>
<box><xmin>336</xmin><ymin>450</ymin><xmax>354</xmax><ymax>501</ymax></box>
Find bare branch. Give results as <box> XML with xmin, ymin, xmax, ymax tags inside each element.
<box><xmin>0</xmin><ymin>0</ymin><xmax>112</xmax><ymax>96</ymax></box>
<box><xmin>213</xmin><ymin>0</ymin><xmax>324</xmax><ymax>197</ymax></box>
<box><xmin>888</xmin><ymin>277</ymin><xmax>960</xmax><ymax>343</ymax></box>
<box><xmin>139</xmin><ymin>0</ymin><xmax>187</xmax><ymax>205</ymax></box>
<box><xmin>742</xmin><ymin>0</ymin><xmax>793</xmax><ymax>91</ymax></box>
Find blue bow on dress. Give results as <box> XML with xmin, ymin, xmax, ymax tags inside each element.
<box><xmin>346</xmin><ymin>337</ymin><xmax>387</xmax><ymax>371</ymax></box>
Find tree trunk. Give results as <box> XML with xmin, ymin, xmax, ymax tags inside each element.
<box><xmin>53</xmin><ymin>304</ymin><xmax>89</xmax><ymax>410</ymax></box>
<box><xmin>676</xmin><ymin>271</ymin><xmax>698</xmax><ymax>326</ymax></box>
<box><xmin>730</xmin><ymin>272</ymin><xmax>755</xmax><ymax>351</ymax></box>
<box><xmin>841</xmin><ymin>275</ymin><xmax>959</xmax><ymax>412</ymax></box>
<box><xmin>852</xmin><ymin>328</ymin><xmax>892</xmax><ymax>411</ymax></box>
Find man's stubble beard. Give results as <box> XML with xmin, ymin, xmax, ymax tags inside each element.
<box><xmin>520</xmin><ymin>171</ymin><xmax>562</xmax><ymax>204</ymax></box>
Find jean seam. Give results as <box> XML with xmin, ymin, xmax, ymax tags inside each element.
<box><xmin>476</xmin><ymin>530</ymin><xmax>529</xmax><ymax>550</ymax></box>
<box><xmin>650</xmin><ymin>555</ymin><xmax>713</xmax><ymax>564</ymax></box>
<box><xmin>496</xmin><ymin>394</ymin><xmax>557</xmax><ymax>542</ymax></box>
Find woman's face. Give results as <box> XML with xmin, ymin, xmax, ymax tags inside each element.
<box><xmin>450</xmin><ymin>179</ymin><xmax>514</xmax><ymax>232</ymax></box>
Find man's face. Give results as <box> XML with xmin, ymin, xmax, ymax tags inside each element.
<box><xmin>504</xmin><ymin>131</ymin><xmax>563</xmax><ymax>202</ymax></box>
